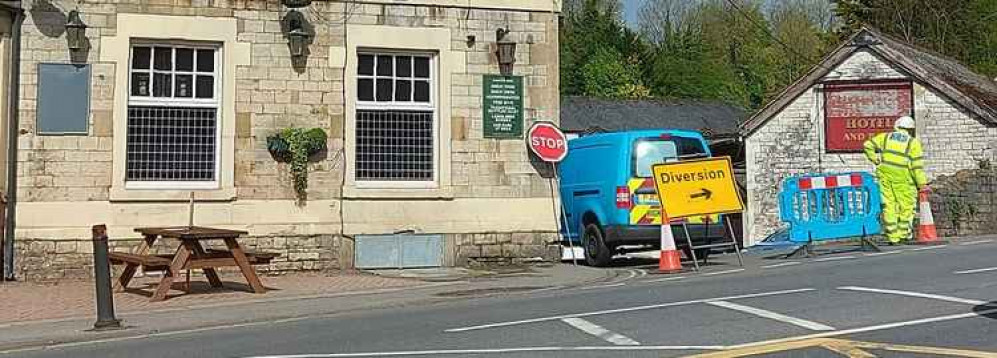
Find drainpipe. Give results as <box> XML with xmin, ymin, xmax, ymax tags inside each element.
<box><xmin>1</xmin><ymin>1</ymin><xmax>22</xmax><ymax>281</ymax></box>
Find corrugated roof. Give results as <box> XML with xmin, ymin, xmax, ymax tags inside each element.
<box><xmin>559</xmin><ymin>96</ymin><xmax>745</xmax><ymax>136</ymax></box>
<box><xmin>741</xmin><ymin>27</ymin><xmax>997</xmax><ymax>136</ymax></box>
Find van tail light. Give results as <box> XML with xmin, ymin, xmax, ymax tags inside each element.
<box><xmin>616</xmin><ymin>186</ymin><xmax>632</xmax><ymax>209</ymax></box>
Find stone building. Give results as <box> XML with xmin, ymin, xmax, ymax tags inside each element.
<box><xmin>0</xmin><ymin>0</ymin><xmax>562</xmax><ymax>280</ymax></box>
<box><xmin>740</xmin><ymin>28</ymin><xmax>997</xmax><ymax>245</ymax></box>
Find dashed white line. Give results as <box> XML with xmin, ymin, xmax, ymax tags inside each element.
<box><xmin>762</xmin><ymin>262</ymin><xmax>801</xmax><ymax>269</ymax></box>
<box><xmin>906</xmin><ymin>245</ymin><xmax>948</xmax><ymax>251</ymax></box>
<box><xmin>560</xmin><ymin>317</ymin><xmax>641</xmax><ymax>346</ymax></box>
<box><xmin>838</xmin><ymin>286</ymin><xmax>992</xmax><ymax>306</ymax></box>
<box><xmin>702</xmin><ymin>269</ymin><xmax>745</xmax><ymax>276</ymax></box>
<box><xmin>579</xmin><ymin>283</ymin><xmax>626</xmax><ymax>290</ymax></box>
<box><xmin>958</xmin><ymin>239</ymin><xmax>994</xmax><ymax>246</ymax></box>
<box><xmin>864</xmin><ymin>251</ymin><xmax>900</xmax><ymax>257</ymax></box>
<box><xmin>706</xmin><ymin>301</ymin><xmax>836</xmax><ymax>331</ymax></box>
<box><xmin>814</xmin><ymin>255</ymin><xmax>857</xmax><ymax>262</ymax></box>
<box><xmin>954</xmin><ymin>266</ymin><xmax>997</xmax><ymax>275</ymax></box>
<box><xmin>445</xmin><ymin>288</ymin><xmax>817</xmax><ymax>332</ymax></box>
<box><xmin>647</xmin><ymin>276</ymin><xmax>687</xmax><ymax>283</ymax></box>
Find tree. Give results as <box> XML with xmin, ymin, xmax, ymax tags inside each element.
<box><xmin>833</xmin><ymin>0</ymin><xmax>997</xmax><ymax>78</ymax></box>
<box><xmin>560</xmin><ymin>0</ymin><xmax>649</xmax><ymax>99</ymax></box>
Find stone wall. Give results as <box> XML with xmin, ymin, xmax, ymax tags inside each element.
<box><xmin>929</xmin><ymin>168</ymin><xmax>997</xmax><ymax>238</ymax></box>
<box><xmin>15</xmin><ymin>234</ymin><xmax>340</xmax><ymax>281</ymax></box>
<box><xmin>7</xmin><ymin>0</ymin><xmax>561</xmax><ymax>279</ymax></box>
<box><xmin>744</xmin><ymin>49</ymin><xmax>997</xmax><ymax>244</ymax></box>
<box><xmin>453</xmin><ymin>232</ymin><xmax>560</xmax><ymax>266</ymax></box>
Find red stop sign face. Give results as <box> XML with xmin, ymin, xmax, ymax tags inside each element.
<box><xmin>527</xmin><ymin>122</ymin><xmax>568</xmax><ymax>162</ymax></box>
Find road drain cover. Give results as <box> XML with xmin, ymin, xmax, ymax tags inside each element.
<box><xmin>435</xmin><ymin>286</ymin><xmax>550</xmax><ymax>297</ymax></box>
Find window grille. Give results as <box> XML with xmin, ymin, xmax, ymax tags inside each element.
<box><xmin>126</xmin><ymin>44</ymin><xmax>219</xmax><ymax>185</ymax></box>
<box><xmin>356</xmin><ymin>52</ymin><xmax>436</xmax><ymax>182</ymax></box>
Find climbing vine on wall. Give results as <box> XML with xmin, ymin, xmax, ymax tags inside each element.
<box><xmin>267</xmin><ymin>128</ymin><xmax>327</xmax><ymax>202</ymax></box>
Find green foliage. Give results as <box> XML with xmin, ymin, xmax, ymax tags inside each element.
<box><xmin>581</xmin><ymin>46</ymin><xmax>650</xmax><ymax>99</ymax></box>
<box><xmin>266</xmin><ymin>128</ymin><xmax>327</xmax><ymax>202</ymax></box>
<box><xmin>560</xmin><ymin>0</ymin><xmax>649</xmax><ymax>99</ymax></box>
<box><xmin>833</xmin><ymin>0</ymin><xmax>997</xmax><ymax>80</ymax></box>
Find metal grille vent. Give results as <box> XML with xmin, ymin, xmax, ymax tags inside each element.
<box><xmin>126</xmin><ymin>106</ymin><xmax>217</xmax><ymax>181</ymax></box>
<box><xmin>356</xmin><ymin>109</ymin><xmax>433</xmax><ymax>181</ymax></box>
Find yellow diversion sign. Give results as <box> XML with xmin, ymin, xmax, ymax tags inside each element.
<box><xmin>651</xmin><ymin>156</ymin><xmax>743</xmax><ymax>218</ymax></box>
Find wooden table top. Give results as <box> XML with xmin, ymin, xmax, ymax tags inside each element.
<box><xmin>135</xmin><ymin>226</ymin><xmax>249</xmax><ymax>240</ymax></box>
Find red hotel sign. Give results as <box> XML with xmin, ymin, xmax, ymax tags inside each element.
<box><xmin>824</xmin><ymin>81</ymin><xmax>913</xmax><ymax>152</ymax></box>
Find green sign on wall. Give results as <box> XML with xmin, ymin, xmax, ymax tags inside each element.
<box><xmin>483</xmin><ymin>75</ymin><xmax>524</xmax><ymax>139</ymax></box>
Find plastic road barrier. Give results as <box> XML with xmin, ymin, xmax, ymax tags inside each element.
<box><xmin>778</xmin><ymin>172</ymin><xmax>882</xmax><ymax>257</ymax></box>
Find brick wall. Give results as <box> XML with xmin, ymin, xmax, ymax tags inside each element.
<box><xmin>744</xmin><ymin>49</ymin><xmax>997</xmax><ymax>243</ymax></box>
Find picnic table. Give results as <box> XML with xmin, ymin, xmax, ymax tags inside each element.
<box><xmin>108</xmin><ymin>226</ymin><xmax>276</xmax><ymax>301</ymax></box>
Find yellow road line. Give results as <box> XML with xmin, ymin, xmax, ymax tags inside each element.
<box><xmin>681</xmin><ymin>338</ymin><xmax>997</xmax><ymax>358</ymax></box>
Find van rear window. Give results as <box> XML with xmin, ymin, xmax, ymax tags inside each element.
<box><xmin>633</xmin><ymin>137</ymin><xmax>707</xmax><ymax>177</ymax></box>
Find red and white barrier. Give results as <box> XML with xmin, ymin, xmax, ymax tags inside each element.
<box><xmin>798</xmin><ymin>174</ymin><xmax>864</xmax><ymax>190</ymax></box>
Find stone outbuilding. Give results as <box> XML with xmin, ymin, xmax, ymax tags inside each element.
<box><xmin>0</xmin><ymin>0</ymin><xmax>562</xmax><ymax>280</ymax></box>
<box><xmin>740</xmin><ymin>28</ymin><xmax>997</xmax><ymax>245</ymax></box>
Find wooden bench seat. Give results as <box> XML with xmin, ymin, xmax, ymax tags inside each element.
<box><xmin>204</xmin><ymin>249</ymin><xmax>279</xmax><ymax>264</ymax></box>
<box><xmin>108</xmin><ymin>252</ymin><xmax>172</xmax><ymax>271</ymax></box>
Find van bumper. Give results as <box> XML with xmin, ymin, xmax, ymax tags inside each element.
<box><xmin>603</xmin><ymin>224</ymin><xmax>726</xmax><ymax>249</ymax></box>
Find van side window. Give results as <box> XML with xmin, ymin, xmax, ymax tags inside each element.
<box><xmin>632</xmin><ymin>137</ymin><xmax>707</xmax><ymax>178</ymax></box>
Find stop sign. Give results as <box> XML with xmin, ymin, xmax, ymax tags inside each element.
<box><xmin>527</xmin><ymin>122</ymin><xmax>568</xmax><ymax>162</ymax></box>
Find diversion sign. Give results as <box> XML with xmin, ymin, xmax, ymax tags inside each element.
<box><xmin>651</xmin><ymin>157</ymin><xmax>743</xmax><ymax>218</ymax></box>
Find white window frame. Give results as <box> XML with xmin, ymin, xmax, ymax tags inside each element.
<box><xmin>354</xmin><ymin>50</ymin><xmax>438</xmax><ymax>189</ymax></box>
<box><xmin>124</xmin><ymin>41</ymin><xmax>223</xmax><ymax>190</ymax></box>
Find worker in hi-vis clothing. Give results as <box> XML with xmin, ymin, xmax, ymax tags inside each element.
<box><xmin>863</xmin><ymin>116</ymin><xmax>928</xmax><ymax>244</ymax></box>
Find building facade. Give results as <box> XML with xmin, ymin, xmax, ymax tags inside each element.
<box><xmin>1</xmin><ymin>0</ymin><xmax>562</xmax><ymax>280</ymax></box>
<box><xmin>741</xmin><ymin>29</ymin><xmax>997</xmax><ymax>245</ymax></box>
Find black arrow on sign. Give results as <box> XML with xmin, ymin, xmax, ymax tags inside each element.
<box><xmin>690</xmin><ymin>188</ymin><xmax>713</xmax><ymax>200</ymax></box>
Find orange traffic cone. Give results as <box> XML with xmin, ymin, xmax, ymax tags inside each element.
<box><xmin>659</xmin><ymin>221</ymin><xmax>683</xmax><ymax>273</ymax></box>
<box><xmin>916</xmin><ymin>190</ymin><xmax>943</xmax><ymax>244</ymax></box>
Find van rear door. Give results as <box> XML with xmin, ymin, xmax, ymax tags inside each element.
<box><xmin>628</xmin><ymin>135</ymin><xmax>720</xmax><ymax>226</ymax></box>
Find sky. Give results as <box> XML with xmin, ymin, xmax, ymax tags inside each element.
<box><xmin>622</xmin><ymin>0</ymin><xmax>646</xmax><ymax>27</ymax></box>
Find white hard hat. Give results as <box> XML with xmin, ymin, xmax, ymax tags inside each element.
<box><xmin>894</xmin><ymin>116</ymin><xmax>915</xmax><ymax>130</ymax></box>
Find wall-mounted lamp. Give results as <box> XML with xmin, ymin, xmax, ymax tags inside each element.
<box><xmin>282</xmin><ymin>0</ymin><xmax>312</xmax><ymax>7</ymax></box>
<box><xmin>285</xmin><ymin>10</ymin><xmax>310</xmax><ymax>58</ymax></box>
<box><xmin>495</xmin><ymin>28</ymin><xmax>516</xmax><ymax>76</ymax></box>
<box><xmin>65</xmin><ymin>10</ymin><xmax>88</xmax><ymax>51</ymax></box>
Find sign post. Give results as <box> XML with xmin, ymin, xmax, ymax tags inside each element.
<box><xmin>526</xmin><ymin>122</ymin><xmax>575</xmax><ymax>264</ymax></box>
<box><xmin>651</xmin><ymin>156</ymin><xmax>745</xmax><ymax>271</ymax></box>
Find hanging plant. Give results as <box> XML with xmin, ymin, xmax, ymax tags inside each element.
<box><xmin>267</xmin><ymin>128</ymin><xmax>327</xmax><ymax>201</ymax></box>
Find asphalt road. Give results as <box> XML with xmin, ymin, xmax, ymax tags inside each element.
<box><xmin>6</xmin><ymin>239</ymin><xmax>997</xmax><ymax>358</ymax></box>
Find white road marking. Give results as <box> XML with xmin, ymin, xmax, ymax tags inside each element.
<box><xmin>445</xmin><ymin>288</ymin><xmax>817</xmax><ymax>332</ymax></box>
<box><xmin>761</xmin><ymin>262</ymin><xmax>801</xmax><ymax>269</ymax></box>
<box><xmin>647</xmin><ymin>276</ymin><xmax>687</xmax><ymax>283</ymax></box>
<box><xmin>727</xmin><ymin>306</ymin><xmax>997</xmax><ymax>350</ymax></box>
<box><xmin>954</xmin><ymin>266</ymin><xmax>997</xmax><ymax>275</ymax></box>
<box><xmin>814</xmin><ymin>256</ymin><xmax>856</xmax><ymax>262</ymax></box>
<box><xmin>702</xmin><ymin>269</ymin><xmax>745</xmax><ymax>276</ymax></box>
<box><xmin>579</xmin><ymin>283</ymin><xmax>626</xmax><ymax>290</ymax></box>
<box><xmin>959</xmin><ymin>239</ymin><xmax>994</xmax><ymax>246</ymax></box>
<box><xmin>906</xmin><ymin>245</ymin><xmax>948</xmax><ymax>252</ymax></box>
<box><xmin>560</xmin><ymin>317</ymin><xmax>641</xmax><ymax>346</ymax></box>
<box><xmin>838</xmin><ymin>286</ymin><xmax>992</xmax><ymax>306</ymax></box>
<box><xmin>863</xmin><ymin>251</ymin><xmax>899</xmax><ymax>257</ymax></box>
<box><xmin>706</xmin><ymin>301</ymin><xmax>836</xmax><ymax>331</ymax></box>
<box><xmin>238</xmin><ymin>345</ymin><xmax>726</xmax><ymax>358</ymax></box>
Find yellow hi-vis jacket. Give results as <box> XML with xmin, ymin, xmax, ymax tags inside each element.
<box><xmin>863</xmin><ymin>130</ymin><xmax>927</xmax><ymax>188</ymax></box>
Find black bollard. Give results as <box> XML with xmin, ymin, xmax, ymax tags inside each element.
<box><xmin>91</xmin><ymin>224</ymin><xmax>121</xmax><ymax>330</ymax></box>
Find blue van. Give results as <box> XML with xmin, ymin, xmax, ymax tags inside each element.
<box><xmin>559</xmin><ymin>130</ymin><xmax>725</xmax><ymax>266</ymax></box>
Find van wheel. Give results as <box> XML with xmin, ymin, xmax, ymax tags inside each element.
<box><xmin>583</xmin><ymin>223</ymin><xmax>613</xmax><ymax>267</ymax></box>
